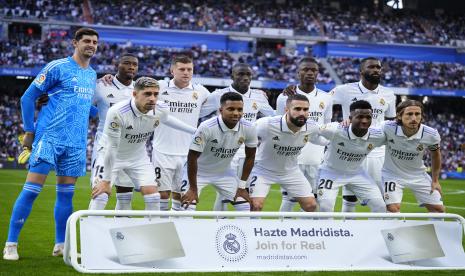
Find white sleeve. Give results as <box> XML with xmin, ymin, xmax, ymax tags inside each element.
<box><xmin>189</xmin><ymin>125</ymin><xmax>208</xmax><ymax>153</ymax></box>
<box><xmin>245</xmin><ymin>125</ymin><xmax>258</xmax><ymax>148</ymax></box>
<box><xmin>161</xmin><ymin>112</ymin><xmax>197</xmax><ymax>134</ymax></box>
<box><xmin>385</xmin><ymin>92</ymin><xmax>396</xmax><ymax>119</ymax></box>
<box><xmin>101</xmin><ymin>110</ymin><xmax>122</xmax><ymax>181</ymax></box>
<box><xmin>257</xmin><ymin>91</ymin><xmax>275</xmax><ymax>117</ymax></box>
<box><xmin>275</xmin><ymin>94</ymin><xmax>288</xmax><ymax>115</ymax></box>
<box><xmin>330</xmin><ymin>86</ymin><xmax>343</xmax><ymax>105</ymax></box>
<box><xmin>255</xmin><ymin>118</ymin><xmax>269</xmax><ymax>141</ymax></box>
<box><xmin>317</xmin><ymin>122</ymin><xmax>339</xmax><ymax>140</ymax></box>
<box><xmin>323</xmin><ymin>97</ymin><xmax>333</xmax><ymax>124</ymax></box>
<box><xmin>199</xmin><ymin>91</ymin><xmax>219</xmax><ymax>118</ymax></box>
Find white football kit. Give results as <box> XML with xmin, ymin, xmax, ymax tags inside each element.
<box><xmin>249</xmin><ymin>115</ymin><xmax>320</xmax><ymax>199</ymax></box>
<box><xmin>331</xmin><ymin>81</ymin><xmax>396</xmax><ymax>192</ymax></box>
<box><xmin>181</xmin><ymin>116</ymin><xmax>257</xmax><ymax>201</ymax></box>
<box><xmin>276</xmin><ymin>86</ymin><xmax>332</xmax><ymax>191</ymax></box>
<box><xmin>151</xmin><ymin>79</ymin><xmax>210</xmax><ymax>192</ymax></box>
<box><xmin>382</xmin><ymin>121</ymin><xmax>443</xmax><ymax>206</ymax></box>
<box><xmin>94</xmin><ymin>99</ymin><xmax>195</xmax><ymax>189</ymax></box>
<box><xmin>316</xmin><ymin>123</ymin><xmax>386</xmax><ymax>212</ymax></box>
<box><xmin>91</xmin><ymin>77</ymin><xmax>134</xmax><ymax>187</ymax></box>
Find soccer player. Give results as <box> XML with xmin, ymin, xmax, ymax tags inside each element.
<box><xmin>275</xmin><ymin>57</ymin><xmax>332</xmax><ymax>212</ymax></box>
<box><xmin>181</xmin><ymin>92</ymin><xmax>257</xmax><ymax>211</ymax></box>
<box><xmin>316</xmin><ymin>100</ymin><xmax>386</xmax><ymax>213</ymax></box>
<box><xmin>249</xmin><ymin>94</ymin><xmax>322</xmax><ymax>212</ymax></box>
<box><xmin>151</xmin><ymin>55</ymin><xmax>210</xmax><ymax>211</ymax></box>
<box><xmin>4</xmin><ymin>28</ymin><xmax>99</xmax><ymax>261</ymax></box>
<box><xmin>91</xmin><ymin>77</ymin><xmax>197</xmax><ymax>210</ymax></box>
<box><xmin>330</xmin><ymin>57</ymin><xmax>396</xmax><ymax>212</ymax></box>
<box><xmin>88</xmin><ymin>53</ymin><xmax>139</xmax><ymax>210</ymax></box>
<box><xmin>382</xmin><ymin>100</ymin><xmax>444</xmax><ymax>213</ymax></box>
<box><xmin>200</xmin><ymin>63</ymin><xmax>275</xmax><ymax>212</ymax></box>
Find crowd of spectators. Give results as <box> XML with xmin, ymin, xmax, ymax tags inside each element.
<box><xmin>1</xmin><ymin>0</ymin><xmax>464</xmax><ymax>46</ymax></box>
<box><xmin>328</xmin><ymin>57</ymin><xmax>465</xmax><ymax>90</ymax></box>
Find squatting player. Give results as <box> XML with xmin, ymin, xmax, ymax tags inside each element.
<box><xmin>4</xmin><ymin>28</ymin><xmax>99</xmax><ymax>261</ymax></box>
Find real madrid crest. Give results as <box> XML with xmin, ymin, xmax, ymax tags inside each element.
<box><xmin>416</xmin><ymin>144</ymin><xmax>424</xmax><ymax>151</ymax></box>
<box><xmin>192</xmin><ymin>91</ymin><xmax>198</xmax><ymax>100</ymax></box>
<box><xmin>319</xmin><ymin>101</ymin><xmax>325</xmax><ymax>110</ymax></box>
<box><xmin>238</xmin><ymin>137</ymin><xmax>245</xmax><ymax>145</ymax></box>
<box><xmin>252</xmin><ymin>102</ymin><xmax>258</xmax><ymax>110</ymax></box>
<box><xmin>154</xmin><ymin>119</ymin><xmax>160</xmax><ymax>128</ymax></box>
<box><xmin>304</xmin><ymin>134</ymin><xmax>309</xmax><ymax>143</ymax></box>
<box><xmin>367</xmin><ymin>143</ymin><xmax>374</xmax><ymax>150</ymax></box>
<box><xmin>379</xmin><ymin>98</ymin><xmax>385</xmax><ymax>106</ymax></box>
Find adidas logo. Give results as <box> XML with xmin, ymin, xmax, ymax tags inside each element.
<box><xmin>71</xmin><ymin>76</ymin><xmax>78</xmax><ymax>82</ymax></box>
<box><xmin>162</xmin><ymin>91</ymin><xmax>169</xmax><ymax>95</ymax></box>
<box><xmin>272</xmin><ymin>136</ymin><xmax>280</xmax><ymax>141</ymax></box>
<box><xmin>338</xmin><ymin>142</ymin><xmax>345</xmax><ymax>147</ymax></box>
<box><xmin>107</xmin><ymin>94</ymin><xmax>115</xmax><ymax>98</ymax></box>
<box><xmin>351</xmin><ymin>97</ymin><xmax>358</xmax><ymax>102</ymax></box>
<box><xmin>211</xmin><ymin>139</ymin><xmax>218</xmax><ymax>143</ymax></box>
<box><xmin>126</xmin><ymin>125</ymin><xmax>133</xmax><ymax>130</ymax></box>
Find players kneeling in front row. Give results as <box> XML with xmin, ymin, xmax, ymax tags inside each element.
<box><xmin>89</xmin><ymin>77</ymin><xmax>196</xmax><ymax>211</ymax></box>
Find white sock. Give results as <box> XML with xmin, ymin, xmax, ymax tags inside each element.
<box><xmin>280</xmin><ymin>193</ymin><xmax>297</xmax><ymax>212</ymax></box>
<box><xmin>171</xmin><ymin>199</ymin><xmax>182</xmax><ymax>211</ymax></box>
<box><xmin>232</xmin><ymin>197</ymin><xmax>250</xmax><ymax>212</ymax></box>
<box><xmin>366</xmin><ymin>198</ymin><xmax>387</xmax><ymax>213</ymax></box>
<box><xmin>143</xmin><ymin>193</ymin><xmax>160</xmax><ymax>211</ymax></box>
<box><xmin>341</xmin><ymin>199</ymin><xmax>357</xmax><ymax>213</ymax></box>
<box><xmin>160</xmin><ymin>199</ymin><xmax>169</xmax><ymax>211</ymax></box>
<box><xmin>213</xmin><ymin>193</ymin><xmax>228</xmax><ymax>211</ymax></box>
<box><xmin>115</xmin><ymin>192</ymin><xmax>133</xmax><ymax>210</ymax></box>
<box><xmin>89</xmin><ymin>193</ymin><xmax>109</xmax><ymax>210</ymax></box>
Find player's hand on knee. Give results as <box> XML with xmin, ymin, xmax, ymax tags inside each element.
<box><xmin>431</xmin><ymin>181</ymin><xmax>442</xmax><ymax>195</ymax></box>
<box><xmin>20</xmin><ymin>132</ymin><xmax>35</xmax><ymax>149</ymax></box>
<box><xmin>92</xmin><ymin>180</ymin><xmax>112</xmax><ymax>198</ymax></box>
<box><xmin>181</xmin><ymin>188</ymin><xmax>198</xmax><ymax>208</ymax></box>
<box><xmin>235</xmin><ymin>188</ymin><xmax>251</xmax><ymax>203</ymax></box>
<box><xmin>282</xmin><ymin>84</ymin><xmax>297</xmax><ymax>96</ymax></box>
<box><xmin>98</xmin><ymin>74</ymin><xmax>114</xmax><ymax>86</ymax></box>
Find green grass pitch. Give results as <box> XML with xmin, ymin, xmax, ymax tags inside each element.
<box><xmin>0</xmin><ymin>169</ymin><xmax>464</xmax><ymax>275</ymax></box>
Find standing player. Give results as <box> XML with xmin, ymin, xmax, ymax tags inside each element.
<box><xmin>181</xmin><ymin>92</ymin><xmax>257</xmax><ymax>211</ymax></box>
<box><xmin>89</xmin><ymin>53</ymin><xmax>139</xmax><ymax>210</ymax></box>
<box><xmin>200</xmin><ymin>63</ymin><xmax>275</xmax><ymax>211</ymax></box>
<box><xmin>4</xmin><ymin>28</ymin><xmax>99</xmax><ymax>260</ymax></box>
<box><xmin>275</xmin><ymin>57</ymin><xmax>332</xmax><ymax>212</ymax></box>
<box><xmin>331</xmin><ymin>57</ymin><xmax>396</xmax><ymax>212</ymax></box>
<box><xmin>91</xmin><ymin>77</ymin><xmax>197</xmax><ymax>210</ymax></box>
<box><xmin>382</xmin><ymin>100</ymin><xmax>444</xmax><ymax>213</ymax></box>
<box><xmin>249</xmin><ymin>94</ymin><xmax>322</xmax><ymax>212</ymax></box>
<box><xmin>151</xmin><ymin>55</ymin><xmax>210</xmax><ymax>211</ymax></box>
<box><xmin>316</xmin><ymin>100</ymin><xmax>386</xmax><ymax>213</ymax></box>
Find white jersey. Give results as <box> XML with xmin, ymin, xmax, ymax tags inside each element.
<box><xmin>331</xmin><ymin>81</ymin><xmax>396</xmax><ymax>157</ymax></box>
<box><xmin>200</xmin><ymin>85</ymin><xmax>275</xmax><ymax>158</ymax></box>
<box><xmin>254</xmin><ymin>115</ymin><xmax>320</xmax><ymax>175</ymax></box>
<box><xmin>152</xmin><ymin>79</ymin><xmax>210</xmax><ymax>156</ymax></box>
<box><xmin>276</xmin><ymin>86</ymin><xmax>332</xmax><ymax>165</ymax></box>
<box><xmin>92</xmin><ymin>77</ymin><xmax>134</xmax><ymax>139</ymax></box>
<box><xmin>382</xmin><ymin>121</ymin><xmax>441</xmax><ymax>179</ymax></box>
<box><xmin>190</xmin><ymin>116</ymin><xmax>257</xmax><ymax>175</ymax></box>
<box><xmin>319</xmin><ymin>123</ymin><xmax>386</xmax><ymax>173</ymax></box>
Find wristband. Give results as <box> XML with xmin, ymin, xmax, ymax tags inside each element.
<box><xmin>238</xmin><ymin>180</ymin><xmax>247</xmax><ymax>189</ymax></box>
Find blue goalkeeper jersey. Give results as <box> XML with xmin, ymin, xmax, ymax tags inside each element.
<box><xmin>32</xmin><ymin>56</ymin><xmax>96</xmax><ymax>148</ymax></box>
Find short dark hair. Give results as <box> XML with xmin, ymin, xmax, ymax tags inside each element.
<box><xmin>232</xmin><ymin>63</ymin><xmax>251</xmax><ymax>72</ymax></box>
<box><xmin>220</xmin><ymin>92</ymin><xmax>243</xmax><ymax>105</ymax></box>
<box><xmin>349</xmin><ymin>100</ymin><xmax>372</xmax><ymax>112</ymax></box>
<box><xmin>74</xmin><ymin>27</ymin><xmax>99</xmax><ymax>41</ymax></box>
<box><xmin>120</xmin><ymin>53</ymin><xmax>138</xmax><ymax>59</ymax></box>
<box><xmin>171</xmin><ymin>54</ymin><xmax>193</xmax><ymax>66</ymax></box>
<box><xmin>360</xmin><ymin>57</ymin><xmax>380</xmax><ymax>69</ymax></box>
<box><xmin>286</xmin><ymin>94</ymin><xmax>309</xmax><ymax>107</ymax></box>
<box><xmin>396</xmin><ymin>99</ymin><xmax>424</xmax><ymax>124</ymax></box>
<box><xmin>298</xmin><ymin>57</ymin><xmax>318</xmax><ymax>66</ymax></box>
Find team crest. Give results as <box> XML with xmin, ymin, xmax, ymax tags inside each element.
<box><xmin>416</xmin><ymin>144</ymin><xmax>424</xmax><ymax>151</ymax></box>
<box><xmin>367</xmin><ymin>144</ymin><xmax>374</xmax><ymax>150</ymax></box>
<box><xmin>252</xmin><ymin>102</ymin><xmax>258</xmax><ymax>110</ymax></box>
<box><xmin>238</xmin><ymin>137</ymin><xmax>245</xmax><ymax>145</ymax></box>
<box><xmin>193</xmin><ymin>135</ymin><xmax>203</xmax><ymax>145</ymax></box>
<box><xmin>379</xmin><ymin>98</ymin><xmax>385</xmax><ymax>106</ymax></box>
<box><xmin>34</xmin><ymin>74</ymin><xmax>46</xmax><ymax>85</ymax></box>
<box><xmin>192</xmin><ymin>91</ymin><xmax>198</xmax><ymax>100</ymax></box>
<box><xmin>110</xmin><ymin>121</ymin><xmax>119</xmax><ymax>129</ymax></box>
<box><xmin>384</xmin><ymin>193</ymin><xmax>389</xmax><ymax>200</ymax></box>
<box><xmin>303</xmin><ymin>135</ymin><xmax>309</xmax><ymax>143</ymax></box>
<box><xmin>318</xmin><ymin>189</ymin><xmax>324</xmax><ymax>196</ymax></box>
<box><xmin>154</xmin><ymin>120</ymin><xmax>160</xmax><ymax>128</ymax></box>
<box><xmin>319</xmin><ymin>102</ymin><xmax>325</xmax><ymax>110</ymax></box>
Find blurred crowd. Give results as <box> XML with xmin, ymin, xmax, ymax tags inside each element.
<box><xmin>1</xmin><ymin>0</ymin><xmax>464</xmax><ymax>46</ymax></box>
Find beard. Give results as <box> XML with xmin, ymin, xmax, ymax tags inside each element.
<box><xmin>290</xmin><ymin>115</ymin><xmax>307</xmax><ymax>127</ymax></box>
<box><xmin>363</xmin><ymin>72</ymin><xmax>381</xmax><ymax>84</ymax></box>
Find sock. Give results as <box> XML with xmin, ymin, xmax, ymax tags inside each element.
<box><xmin>54</xmin><ymin>184</ymin><xmax>75</xmax><ymax>244</ymax></box>
<box><xmin>115</xmin><ymin>192</ymin><xmax>133</xmax><ymax>210</ymax></box>
<box><xmin>232</xmin><ymin>197</ymin><xmax>250</xmax><ymax>212</ymax></box>
<box><xmin>7</xmin><ymin>182</ymin><xmax>42</xmax><ymax>243</ymax></box>
<box><xmin>143</xmin><ymin>193</ymin><xmax>160</xmax><ymax>210</ymax></box>
<box><xmin>88</xmin><ymin>193</ymin><xmax>109</xmax><ymax>210</ymax></box>
<box><xmin>366</xmin><ymin>198</ymin><xmax>387</xmax><ymax>213</ymax></box>
<box><xmin>279</xmin><ymin>192</ymin><xmax>297</xmax><ymax>212</ymax></box>
<box><xmin>159</xmin><ymin>199</ymin><xmax>169</xmax><ymax>211</ymax></box>
<box><xmin>171</xmin><ymin>199</ymin><xmax>182</xmax><ymax>211</ymax></box>
<box><xmin>213</xmin><ymin>193</ymin><xmax>228</xmax><ymax>211</ymax></box>
<box><xmin>184</xmin><ymin>202</ymin><xmax>196</xmax><ymax>211</ymax></box>
<box><xmin>342</xmin><ymin>199</ymin><xmax>357</xmax><ymax>213</ymax></box>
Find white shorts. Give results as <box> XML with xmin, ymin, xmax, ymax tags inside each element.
<box><xmin>342</xmin><ymin>155</ymin><xmax>384</xmax><ymax>196</ymax></box>
<box><xmin>91</xmin><ymin>148</ymin><xmax>134</xmax><ymax>189</ymax></box>
<box><xmin>180</xmin><ymin>168</ymin><xmax>239</xmax><ymax>201</ymax></box>
<box><xmin>280</xmin><ymin>164</ymin><xmax>319</xmax><ymax>197</ymax></box>
<box><xmin>152</xmin><ymin>149</ymin><xmax>186</xmax><ymax>192</ymax></box>
<box><xmin>382</xmin><ymin>171</ymin><xmax>443</xmax><ymax>206</ymax></box>
<box><xmin>231</xmin><ymin>156</ymin><xmax>245</xmax><ymax>178</ymax></box>
<box><xmin>318</xmin><ymin>168</ymin><xmax>383</xmax><ymax>207</ymax></box>
<box><xmin>249</xmin><ymin>168</ymin><xmax>314</xmax><ymax>199</ymax></box>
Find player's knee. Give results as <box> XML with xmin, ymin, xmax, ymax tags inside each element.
<box><xmin>171</xmin><ymin>192</ymin><xmax>181</xmax><ymax>201</ymax></box>
<box><xmin>343</xmin><ymin>195</ymin><xmax>358</xmax><ymax>203</ymax></box>
<box><xmin>300</xmin><ymin>199</ymin><xmax>317</xmax><ymax>212</ymax></box>
<box><xmin>425</xmin><ymin>204</ymin><xmax>445</xmax><ymax>213</ymax></box>
<box><xmin>251</xmin><ymin>199</ymin><xmax>263</xmax><ymax>211</ymax></box>
<box><xmin>115</xmin><ymin>185</ymin><xmax>133</xmax><ymax>193</ymax></box>
<box><xmin>140</xmin><ymin>185</ymin><xmax>157</xmax><ymax>195</ymax></box>
<box><xmin>318</xmin><ymin>199</ymin><xmax>334</xmax><ymax>212</ymax></box>
<box><xmin>366</xmin><ymin>199</ymin><xmax>386</xmax><ymax>213</ymax></box>
<box><xmin>387</xmin><ymin>204</ymin><xmax>400</xmax><ymax>213</ymax></box>
<box><xmin>159</xmin><ymin>190</ymin><xmax>171</xmax><ymax>199</ymax></box>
